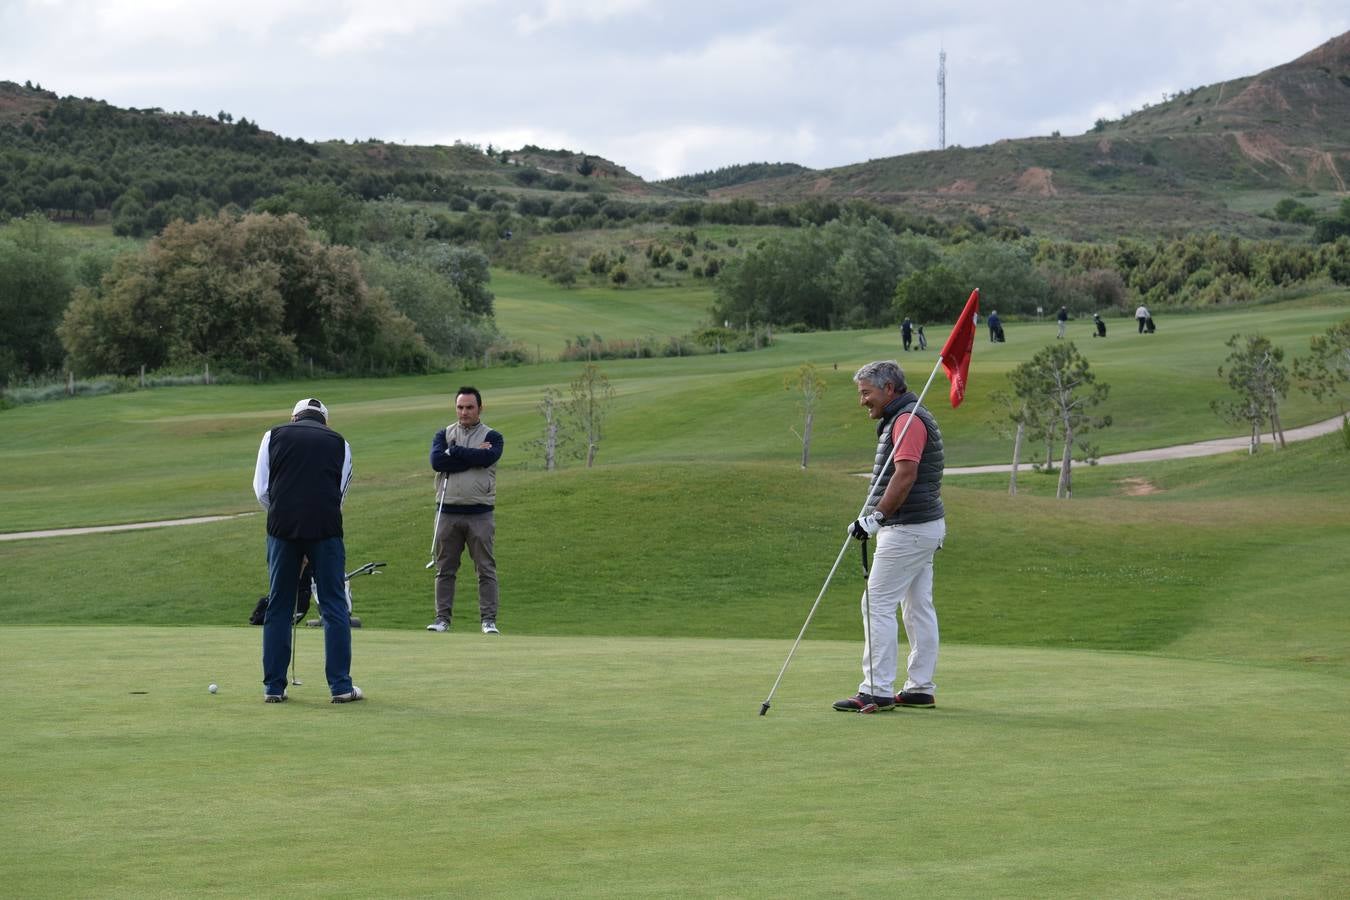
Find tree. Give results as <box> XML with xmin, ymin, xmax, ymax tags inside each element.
<box><xmin>576</xmin><ymin>156</ymin><xmax>595</xmax><ymax>177</ymax></box>
<box><xmin>1008</xmin><ymin>342</ymin><xmax>1112</xmax><ymax>498</ymax></box>
<box><xmin>59</xmin><ymin>212</ymin><xmax>428</xmax><ymax>377</ymax></box>
<box><xmin>523</xmin><ymin>388</ymin><xmax>570</xmax><ymax>471</ymax></box>
<box><xmin>1212</xmin><ymin>333</ymin><xmax>1289</xmax><ymax>454</ymax></box>
<box><xmin>785</xmin><ymin>363</ymin><xmax>828</xmax><ymax>468</ymax></box>
<box><xmin>986</xmin><ymin>388</ymin><xmax>1047</xmax><ymax>496</ymax></box>
<box><xmin>360</xmin><ymin>250</ymin><xmax>497</xmax><ymax>361</ymax></box>
<box><xmin>0</xmin><ymin>214</ymin><xmax>76</xmax><ymax>383</ymax></box>
<box><xmin>566</xmin><ymin>363</ymin><xmax>614</xmax><ymax>468</ymax></box>
<box><xmin>1292</xmin><ymin>318</ymin><xmax>1350</xmax><ymax>420</ymax></box>
<box><xmin>893</xmin><ymin>265</ymin><xmax>965</xmax><ymax>326</ymax></box>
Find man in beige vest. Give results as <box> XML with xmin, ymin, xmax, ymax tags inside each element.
<box><xmin>426</xmin><ymin>387</ymin><xmax>505</xmax><ymax>634</ymax></box>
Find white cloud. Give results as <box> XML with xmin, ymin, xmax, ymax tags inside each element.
<box><xmin>512</xmin><ymin>0</ymin><xmax>652</xmax><ymax>36</ymax></box>
<box><xmin>306</xmin><ymin>0</ymin><xmax>485</xmax><ymax>55</ymax></box>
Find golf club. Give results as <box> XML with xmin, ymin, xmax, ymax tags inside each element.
<box><xmin>290</xmin><ymin>583</ymin><xmax>303</xmax><ymax>686</ymax></box>
<box><xmin>426</xmin><ymin>478</ymin><xmax>447</xmax><ymax>569</ymax></box>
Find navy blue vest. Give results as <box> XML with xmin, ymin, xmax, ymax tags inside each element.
<box><xmin>265</xmin><ymin>419</ymin><xmax>346</xmax><ymax>541</ymax></box>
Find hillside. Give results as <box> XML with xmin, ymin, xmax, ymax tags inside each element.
<box><xmin>1</xmin><ymin>31</ymin><xmax>1347</xmax><ymax>241</ymax></box>
<box><xmin>713</xmin><ymin>31</ymin><xmax>1350</xmax><ymax>240</ymax></box>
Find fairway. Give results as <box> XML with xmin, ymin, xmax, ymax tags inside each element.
<box><xmin>3</xmin><ymin>294</ymin><xmax>1349</xmax><ymax>897</ymax></box>
<box><xmin>2</xmin><ymin>627</ymin><xmax>1347</xmax><ymax>898</ymax></box>
<box><xmin>492</xmin><ymin>270</ymin><xmax>715</xmax><ymax>358</ymax></box>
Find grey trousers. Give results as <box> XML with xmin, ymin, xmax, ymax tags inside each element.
<box><xmin>433</xmin><ymin>510</ymin><xmax>498</xmax><ymax>623</ymax></box>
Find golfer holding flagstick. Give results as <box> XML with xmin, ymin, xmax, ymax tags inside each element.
<box><xmin>833</xmin><ymin>360</ymin><xmax>947</xmax><ymax>712</ymax></box>
<box><xmin>759</xmin><ymin>289</ymin><xmax>977</xmax><ymax>716</ymax></box>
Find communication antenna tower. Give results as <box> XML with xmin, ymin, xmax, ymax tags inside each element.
<box><xmin>937</xmin><ymin>49</ymin><xmax>947</xmax><ymax>150</ymax></box>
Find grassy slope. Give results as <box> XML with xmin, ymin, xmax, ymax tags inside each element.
<box><xmin>1</xmin><ymin>297</ymin><xmax>1346</xmax><ymax>532</ymax></box>
<box><xmin>1</xmin><ymin>297</ymin><xmax>1347</xmax><ymax>675</ymax></box>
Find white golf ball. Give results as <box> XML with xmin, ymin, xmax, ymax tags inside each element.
<box><xmin>209</xmin><ymin>683</ymin><xmax>218</xmax><ymax>694</ymax></box>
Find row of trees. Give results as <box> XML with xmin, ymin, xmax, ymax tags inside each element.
<box><xmin>2</xmin><ymin>209</ymin><xmax>504</xmax><ymax>386</ymax></box>
<box><xmin>713</xmin><ymin>214</ymin><xmax>1350</xmax><ymax>333</ymax></box>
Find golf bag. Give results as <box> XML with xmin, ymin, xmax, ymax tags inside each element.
<box><xmin>993</xmin><ymin>324</ymin><xmax>1006</xmax><ymax>343</ymax></box>
<box><xmin>249</xmin><ymin>560</ymin><xmax>378</xmax><ymax>627</ymax></box>
<box><xmin>1146</xmin><ymin>316</ymin><xmax>1156</xmax><ymax>333</ymax></box>
<box><xmin>1093</xmin><ymin>318</ymin><xmax>1107</xmax><ymax>338</ymax></box>
<box><xmin>248</xmin><ymin>561</ymin><xmax>314</xmax><ymax>625</ymax></box>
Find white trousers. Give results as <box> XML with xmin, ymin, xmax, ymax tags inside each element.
<box><xmin>858</xmin><ymin>518</ymin><xmax>945</xmax><ymax>697</ymax></box>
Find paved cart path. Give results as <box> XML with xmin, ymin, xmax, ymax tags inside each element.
<box><xmin>945</xmin><ymin>414</ymin><xmax>1345</xmax><ymax>475</ymax></box>
<box><xmin>1</xmin><ymin>415</ymin><xmax>1344</xmax><ymax>541</ymax></box>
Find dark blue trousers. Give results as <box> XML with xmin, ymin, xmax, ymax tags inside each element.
<box><xmin>262</xmin><ymin>535</ymin><xmax>352</xmax><ymax>697</ymax></box>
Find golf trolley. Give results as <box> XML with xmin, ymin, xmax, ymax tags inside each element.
<box><xmin>248</xmin><ymin>561</ymin><xmax>386</xmax><ymax>628</ymax></box>
<box><xmin>304</xmin><ymin>561</ymin><xmax>386</xmax><ymax>628</ymax></box>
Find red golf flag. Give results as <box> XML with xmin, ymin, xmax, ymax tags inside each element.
<box><xmin>939</xmin><ymin>288</ymin><xmax>980</xmax><ymax>408</ymax></box>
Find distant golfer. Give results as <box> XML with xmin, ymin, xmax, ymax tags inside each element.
<box><xmin>427</xmin><ymin>387</ymin><xmax>505</xmax><ymax>635</ymax></box>
<box><xmin>901</xmin><ymin>317</ymin><xmax>913</xmax><ymax>352</ymax></box>
<box><xmin>252</xmin><ymin>398</ymin><xmax>361</xmax><ymax>703</ymax></box>
<box><xmin>835</xmin><ymin>361</ymin><xmax>946</xmax><ymax>712</ymax></box>
<box><xmin>1136</xmin><ymin>304</ymin><xmax>1150</xmax><ymax>334</ymax></box>
<box><xmin>1057</xmin><ymin>306</ymin><xmax>1069</xmax><ymax>339</ymax></box>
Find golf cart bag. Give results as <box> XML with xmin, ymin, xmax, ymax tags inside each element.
<box><xmin>1094</xmin><ymin>318</ymin><xmax>1107</xmax><ymax>338</ymax></box>
<box><xmin>994</xmin><ymin>324</ymin><xmax>1006</xmax><ymax>343</ymax></box>
<box><xmin>248</xmin><ymin>561</ymin><xmax>315</xmax><ymax>625</ymax></box>
<box><xmin>1146</xmin><ymin>316</ymin><xmax>1156</xmax><ymax>333</ymax></box>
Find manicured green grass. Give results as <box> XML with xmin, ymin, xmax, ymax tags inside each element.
<box><xmin>2</xmin><ymin>628</ymin><xmax>1346</xmax><ymax>898</ymax></box>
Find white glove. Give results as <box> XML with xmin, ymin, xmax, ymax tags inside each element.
<box><xmin>848</xmin><ymin>511</ymin><xmax>885</xmax><ymax>540</ymax></box>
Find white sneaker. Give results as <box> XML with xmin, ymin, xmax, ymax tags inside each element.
<box><xmin>331</xmin><ymin>686</ymin><xmax>364</xmax><ymax>704</ymax></box>
<box><xmin>426</xmin><ymin>620</ymin><xmax>448</xmax><ymax>632</ymax></box>
<box><xmin>481</xmin><ymin>620</ymin><xmax>499</xmax><ymax>635</ymax></box>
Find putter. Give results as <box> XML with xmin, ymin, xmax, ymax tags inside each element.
<box><xmin>426</xmin><ymin>479</ymin><xmax>447</xmax><ymax>569</ymax></box>
<box><xmin>290</xmin><ymin>586</ymin><xmax>303</xmax><ymax>686</ymax></box>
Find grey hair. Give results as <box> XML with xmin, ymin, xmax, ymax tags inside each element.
<box><xmin>853</xmin><ymin>360</ymin><xmax>906</xmax><ymax>393</ymax></box>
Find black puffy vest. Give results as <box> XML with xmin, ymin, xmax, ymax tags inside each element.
<box><xmin>863</xmin><ymin>392</ymin><xmax>945</xmax><ymax>525</ymax></box>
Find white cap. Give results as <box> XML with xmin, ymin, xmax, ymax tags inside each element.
<box><xmin>291</xmin><ymin>398</ymin><xmax>329</xmax><ymax>421</ymax></box>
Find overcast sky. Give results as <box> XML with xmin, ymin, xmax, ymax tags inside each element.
<box><xmin>3</xmin><ymin>1</ymin><xmax>1348</xmax><ymax>180</ymax></box>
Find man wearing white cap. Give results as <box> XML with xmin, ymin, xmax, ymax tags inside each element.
<box><xmin>252</xmin><ymin>398</ymin><xmax>361</xmax><ymax>704</ymax></box>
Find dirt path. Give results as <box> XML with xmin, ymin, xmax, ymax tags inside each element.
<box><xmin>2</xmin><ymin>415</ymin><xmax>1344</xmax><ymax>541</ymax></box>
